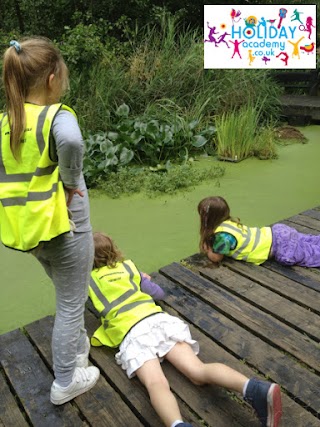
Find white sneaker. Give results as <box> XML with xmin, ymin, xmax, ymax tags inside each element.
<box><xmin>50</xmin><ymin>366</ymin><xmax>100</xmax><ymax>405</ymax></box>
<box><xmin>76</xmin><ymin>336</ymin><xmax>91</xmax><ymax>368</ymax></box>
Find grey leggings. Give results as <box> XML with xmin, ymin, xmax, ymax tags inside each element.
<box><xmin>34</xmin><ymin>231</ymin><xmax>94</xmax><ymax>386</ymax></box>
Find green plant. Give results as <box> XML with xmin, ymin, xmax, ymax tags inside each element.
<box><xmin>59</xmin><ymin>23</ymin><xmax>104</xmax><ymax>69</ymax></box>
<box><xmin>253</xmin><ymin>125</ymin><xmax>278</xmax><ymax>160</ymax></box>
<box><xmin>86</xmin><ymin>103</ymin><xmax>216</xmax><ymax>168</ymax></box>
<box><xmin>93</xmin><ymin>163</ymin><xmax>225</xmax><ymax>198</ymax></box>
<box><xmin>83</xmin><ymin>130</ymin><xmax>134</xmax><ymax>187</ymax></box>
<box><xmin>215</xmin><ymin>104</ymin><xmax>261</xmax><ymax>161</ymax></box>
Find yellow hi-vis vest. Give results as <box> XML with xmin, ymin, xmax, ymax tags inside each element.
<box><xmin>89</xmin><ymin>259</ymin><xmax>163</xmax><ymax>348</ymax></box>
<box><xmin>215</xmin><ymin>220</ymin><xmax>272</xmax><ymax>265</ymax></box>
<box><xmin>0</xmin><ymin>103</ymin><xmax>74</xmax><ymax>251</ymax></box>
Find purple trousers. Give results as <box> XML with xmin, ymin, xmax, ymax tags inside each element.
<box><xmin>271</xmin><ymin>223</ymin><xmax>320</xmax><ymax>267</ymax></box>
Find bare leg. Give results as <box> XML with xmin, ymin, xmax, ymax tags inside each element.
<box><xmin>165</xmin><ymin>343</ymin><xmax>282</xmax><ymax>427</ymax></box>
<box><xmin>136</xmin><ymin>358</ymin><xmax>181</xmax><ymax>427</ymax></box>
<box><xmin>165</xmin><ymin>342</ymin><xmax>247</xmax><ymax>393</ymax></box>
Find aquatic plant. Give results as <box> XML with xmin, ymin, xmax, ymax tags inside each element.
<box><xmin>215</xmin><ymin>104</ymin><xmax>261</xmax><ymax>161</ymax></box>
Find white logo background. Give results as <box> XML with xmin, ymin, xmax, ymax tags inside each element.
<box><xmin>204</xmin><ymin>5</ymin><xmax>316</xmax><ymax>69</ymax></box>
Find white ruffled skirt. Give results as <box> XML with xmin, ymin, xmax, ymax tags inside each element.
<box><xmin>115</xmin><ymin>312</ymin><xmax>199</xmax><ymax>378</ymax></box>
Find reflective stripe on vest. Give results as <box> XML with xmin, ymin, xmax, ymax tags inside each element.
<box><xmin>89</xmin><ymin>260</ymin><xmax>162</xmax><ymax>347</ymax></box>
<box><xmin>0</xmin><ymin>103</ymin><xmax>75</xmax><ymax>251</ymax></box>
<box><xmin>215</xmin><ymin>220</ymin><xmax>272</xmax><ymax>265</ymax></box>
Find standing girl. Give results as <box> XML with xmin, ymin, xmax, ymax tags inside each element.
<box><xmin>198</xmin><ymin>195</ymin><xmax>320</xmax><ymax>266</ymax></box>
<box><xmin>89</xmin><ymin>232</ymin><xmax>282</xmax><ymax>427</ymax></box>
<box><xmin>0</xmin><ymin>37</ymin><xmax>99</xmax><ymax>404</ymax></box>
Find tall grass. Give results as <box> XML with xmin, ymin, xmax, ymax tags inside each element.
<box><xmin>61</xmin><ymin>14</ymin><xmax>282</xmax><ymax>139</ymax></box>
<box><xmin>215</xmin><ymin>104</ymin><xmax>261</xmax><ymax>161</ymax></box>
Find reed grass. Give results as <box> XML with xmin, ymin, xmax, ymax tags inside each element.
<box><xmin>215</xmin><ymin>104</ymin><xmax>261</xmax><ymax>161</ymax></box>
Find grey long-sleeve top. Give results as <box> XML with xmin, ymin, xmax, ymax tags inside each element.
<box><xmin>51</xmin><ymin>109</ymin><xmax>91</xmax><ymax>233</ymax></box>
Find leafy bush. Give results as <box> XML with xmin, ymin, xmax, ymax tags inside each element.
<box><xmin>83</xmin><ymin>130</ymin><xmax>134</xmax><ymax>187</ymax></box>
<box><xmin>59</xmin><ymin>23</ymin><xmax>104</xmax><ymax>70</ymax></box>
<box><xmin>83</xmin><ymin>103</ymin><xmax>216</xmax><ymax>186</ymax></box>
<box><xmin>108</xmin><ymin>103</ymin><xmax>215</xmax><ymax>164</ymax></box>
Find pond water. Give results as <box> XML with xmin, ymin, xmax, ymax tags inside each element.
<box><xmin>1</xmin><ymin>125</ymin><xmax>319</xmax><ymax>334</ymax></box>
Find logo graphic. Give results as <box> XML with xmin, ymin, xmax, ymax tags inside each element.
<box><xmin>204</xmin><ymin>5</ymin><xmax>316</xmax><ymax>69</ymax></box>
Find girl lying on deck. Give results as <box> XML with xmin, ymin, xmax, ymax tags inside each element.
<box><xmin>198</xmin><ymin>196</ymin><xmax>320</xmax><ymax>267</ymax></box>
<box><xmin>88</xmin><ymin>231</ymin><xmax>282</xmax><ymax>427</ymax></box>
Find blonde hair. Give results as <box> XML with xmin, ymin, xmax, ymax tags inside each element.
<box><xmin>2</xmin><ymin>37</ymin><xmax>69</xmax><ymax>160</ymax></box>
<box><xmin>198</xmin><ymin>196</ymin><xmax>238</xmax><ymax>252</ymax></box>
<box><xmin>93</xmin><ymin>232</ymin><xmax>124</xmax><ymax>269</ymax></box>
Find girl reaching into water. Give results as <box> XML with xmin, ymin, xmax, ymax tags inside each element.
<box><xmin>89</xmin><ymin>232</ymin><xmax>282</xmax><ymax>427</ymax></box>
<box><xmin>198</xmin><ymin>196</ymin><xmax>320</xmax><ymax>266</ymax></box>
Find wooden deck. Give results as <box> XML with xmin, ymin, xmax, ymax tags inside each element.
<box><xmin>280</xmin><ymin>95</ymin><xmax>320</xmax><ymax>124</ymax></box>
<box><xmin>1</xmin><ymin>208</ymin><xmax>320</xmax><ymax>426</ymax></box>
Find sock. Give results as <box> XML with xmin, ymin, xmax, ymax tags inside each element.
<box><xmin>242</xmin><ymin>379</ymin><xmax>250</xmax><ymax>397</ymax></box>
<box><xmin>171</xmin><ymin>420</ymin><xmax>184</xmax><ymax>427</ymax></box>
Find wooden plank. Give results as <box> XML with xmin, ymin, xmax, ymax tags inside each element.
<box><xmin>0</xmin><ymin>370</ymin><xmax>28</xmax><ymax>427</ymax></box>
<box><xmin>286</xmin><ymin>214</ymin><xmax>320</xmax><ymax>231</ymax></box>
<box><xmin>161</xmin><ymin>305</ymin><xmax>320</xmax><ymax>427</ymax></box>
<box><xmin>273</xmin><ymin>70</ymin><xmax>319</xmax><ymax>97</ymax></box>
<box><xmin>0</xmin><ymin>329</ymin><xmax>87</xmax><ymax>427</ymax></box>
<box><xmin>160</xmin><ymin>263</ymin><xmax>320</xmax><ymax>373</ymax></box>
<box><xmin>156</xmin><ymin>266</ymin><xmax>320</xmax><ymax>416</ymax></box>
<box><xmin>301</xmin><ymin>208</ymin><xmax>320</xmax><ymax>221</ymax></box>
<box><xmin>209</xmin><ymin>256</ymin><xmax>320</xmax><ymax>315</ymax></box>
<box><xmin>196</xmin><ymin>263</ymin><xmax>320</xmax><ymax>342</ymax></box>
<box><xmin>281</xmin><ymin>219</ymin><xmax>319</xmax><ymax>235</ymax></box>
<box><xmin>280</xmin><ymin>95</ymin><xmax>320</xmax><ymax>108</ymax></box>
<box><xmin>264</xmin><ymin>260</ymin><xmax>320</xmax><ymax>293</ymax></box>
<box><xmin>25</xmin><ymin>317</ymin><xmax>143</xmax><ymax>427</ymax></box>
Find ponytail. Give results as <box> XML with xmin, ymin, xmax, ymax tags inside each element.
<box><xmin>3</xmin><ymin>46</ymin><xmax>27</xmax><ymax>160</ymax></box>
<box><xmin>2</xmin><ymin>37</ymin><xmax>69</xmax><ymax>161</ymax></box>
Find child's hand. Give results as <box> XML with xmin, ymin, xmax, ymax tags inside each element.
<box><xmin>64</xmin><ymin>186</ymin><xmax>84</xmax><ymax>206</ymax></box>
<box><xmin>141</xmin><ymin>272</ymin><xmax>151</xmax><ymax>280</ymax></box>
<box><xmin>206</xmin><ymin>247</ymin><xmax>224</xmax><ymax>263</ymax></box>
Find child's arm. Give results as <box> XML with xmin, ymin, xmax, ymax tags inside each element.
<box><xmin>206</xmin><ymin>247</ymin><xmax>224</xmax><ymax>263</ymax></box>
<box><xmin>205</xmin><ymin>231</ymin><xmax>237</xmax><ymax>263</ymax></box>
<box><xmin>52</xmin><ymin>110</ymin><xmax>84</xmax><ymax>206</ymax></box>
<box><xmin>140</xmin><ymin>273</ymin><xmax>166</xmax><ymax>300</ymax></box>
<box><xmin>203</xmin><ymin>243</ymin><xmax>224</xmax><ymax>263</ymax></box>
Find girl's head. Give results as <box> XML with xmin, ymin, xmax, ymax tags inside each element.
<box><xmin>93</xmin><ymin>232</ymin><xmax>124</xmax><ymax>269</ymax></box>
<box><xmin>2</xmin><ymin>37</ymin><xmax>69</xmax><ymax>159</ymax></box>
<box><xmin>198</xmin><ymin>196</ymin><xmax>231</xmax><ymax>252</ymax></box>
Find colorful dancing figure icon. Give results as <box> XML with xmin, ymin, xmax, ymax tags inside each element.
<box><xmin>276</xmin><ymin>52</ymin><xmax>289</xmax><ymax>66</ymax></box>
<box><xmin>299</xmin><ymin>17</ymin><xmax>315</xmax><ymax>39</ymax></box>
<box><xmin>230</xmin><ymin>40</ymin><xmax>244</xmax><ymax>59</ymax></box>
<box><xmin>258</xmin><ymin>17</ymin><xmax>267</xmax><ymax>29</ymax></box>
<box><xmin>262</xmin><ymin>56</ymin><xmax>271</xmax><ymax>65</ymax></box>
<box><xmin>248</xmin><ymin>50</ymin><xmax>256</xmax><ymax>65</ymax></box>
<box><xmin>217</xmin><ymin>32</ymin><xmax>231</xmax><ymax>48</ymax></box>
<box><xmin>204</xmin><ymin>22</ymin><xmax>219</xmax><ymax>47</ymax></box>
<box><xmin>291</xmin><ymin>9</ymin><xmax>304</xmax><ymax>25</ymax></box>
<box><xmin>288</xmin><ymin>36</ymin><xmax>305</xmax><ymax>59</ymax></box>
